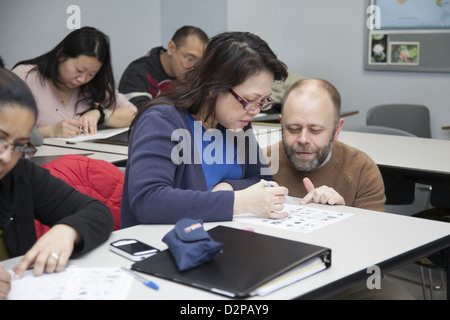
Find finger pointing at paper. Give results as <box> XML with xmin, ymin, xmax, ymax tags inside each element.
<box><xmin>300</xmin><ymin>177</ymin><xmax>345</xmax><ymax>206</ymax></box>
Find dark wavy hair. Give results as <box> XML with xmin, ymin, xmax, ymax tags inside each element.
<box><xmin>0</xmin><ymin>68</ymin><xmax>38</xmax><ymax>120</ymax></box>
<box><xmin>131</xmin><ymin>31</ymin><xmax>288</xmax><ymax>131</ymax></box>
<box><xmin>14</xmin><ymin>26</ymin><xmax>116</xmax><ymax>112</ymax></box>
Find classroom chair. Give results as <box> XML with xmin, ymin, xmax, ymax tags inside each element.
<box><xmin>365</xmin><ymin>104</ymin><xmax>437</xmax><ymax>208</ymax></box>
<box><xmin>35</xmin><ymin>155</ymin><xmax>124</xmax><ymax>237</ymax></box>
<box><xmin>366</xmin><ymin>104</ymin><xmax>450</xmax><ymax>299</ymax></box>
<box><xmin>413</xmin><ymin>184</ymin><xmax>450</xmax><ymax>299</ymax></box>
<box><xmin>366</xmin><ymin>103</ymin><xmax>432</xmax><ymax>139</ymax></box>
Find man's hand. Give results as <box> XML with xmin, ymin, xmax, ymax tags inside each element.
<box><xmin>300</xmin><ymin>177</ymin><xmax>345</xmax><ymax>206</ymax></box>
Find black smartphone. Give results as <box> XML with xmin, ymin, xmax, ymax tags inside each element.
<box><xmin>109</xmin><ymin>239</ymin><xmax>159</xmax><ymax>261</ymax></box>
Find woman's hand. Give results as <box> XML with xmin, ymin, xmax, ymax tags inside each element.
<box><xmin>79</xmin><ymin>109</ymin><xmax>101</xmax><ymax>135</ymax></box>
<box><xmin>234</xmin><ymin>181</ymin><xmax>289</xmax><ymax>219</ymax></box>
<box><xmin>13</xmin><ymin>224</ymin><xmax>81</xmax><ymax>279</ymax></box>
<box><xmin>53</xmin><ymin>119</ymin><xmax>84</xmax><ymax>138</ymax></box>
<box><xmin>0</xmin><ymin>262</ymin><xmax>11</xmax><ymax>300</ymax></box>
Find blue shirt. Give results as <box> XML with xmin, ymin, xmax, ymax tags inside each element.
<box><xmin>185</xmin><ymin>110</ymin><xmax>242</xmax><ymax>190</ymax></box>
<box><xmin>121</xmin><ymin>105</ymin><xmax>271</xmax><ymax>226</ymax></box>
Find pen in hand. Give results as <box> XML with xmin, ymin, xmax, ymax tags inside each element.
<box><xmin>56</xmin><ymin>108</ymin><xmax>70</xmax><ymax>120</ymax></box>
<box><xmin>56</xmin><ymin>108</ymin><xmax>84</xmax><ymax>133</ymax></box>
<box><xmin>260</xmin><ymin>179</ymin><xmax>296</xmax><ymax>204</ymax></box>
<box><xmin>121</xmin><ymin>267</ymin><xmax>159</xmax><ymax>290</ymax></box>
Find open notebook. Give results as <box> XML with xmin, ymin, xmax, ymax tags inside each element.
<box><xmin>132</xmin><ymin>225</ymin><xmax>331</xmax><ymax>298</ymax></box>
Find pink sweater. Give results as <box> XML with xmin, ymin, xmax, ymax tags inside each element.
<box><xmin>13</xmin><ymin>64</ymin><xmax>136</xmax><ymax>128</ymax></box>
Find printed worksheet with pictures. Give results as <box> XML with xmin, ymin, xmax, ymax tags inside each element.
<box><xmin>235</xmin><ymin>203</ymin><xmax>352</xmax><ymax>233</ymax></box>
<box><xmin>7</xmin><ymin>266</ymin><xmax>133</xmax><ymax>300</ymax></box>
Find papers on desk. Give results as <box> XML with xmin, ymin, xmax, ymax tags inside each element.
<box><xmin>252</xmin><ymin>257</ymin><xmax>327</xmax><ymax>296</ymax></box>
<box><xmin>235</xmin><ymin>203</ymin><xmax>352</xmax><ymax>233</ymax></box>
<box><xmin>7</xmin><ymin>266</ymin><xmax>133</xmax><ymax>300</ymax></box>
<box><xmin>253</xmin><ymin>113</ymin><xmax>268</xmax><ymax>118</ymax></box>
<box><xmin>53</xmin><ymin>127</ymin><xmax>129</xmax><ymax>143</ymax></box>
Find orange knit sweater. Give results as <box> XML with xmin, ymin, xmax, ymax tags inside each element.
<box><xmin>265</xmin><ymin>141</ymin><xmax>386</xmax><ymax>212</ymax></box>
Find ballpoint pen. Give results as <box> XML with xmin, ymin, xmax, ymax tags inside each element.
<box><xmin>121</xmin><ymin>267</ymin><xmax>159</xmax><ymax>290</ymax></box>
<box><xmin>56</xmin><ymin>108</ymin><xmax>84</xmax><ymax>133</ymax></box>
<box><xmin>260</xmin><ymin>179</ymin><xmax>296</xmax><ymax>204</ymax></box>
<box><xmin>56</xmin><ymin>108</ymin><xmax>70</xmax><ymax>119</ymax></box>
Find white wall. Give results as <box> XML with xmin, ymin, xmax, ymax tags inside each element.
<box><xmin>0</xmin><ymin>0</ymin><xmax>227</xmax><ymax>86</ymax></box>
<box><xmin>227</xmin><ymin>0</ymin><xmax>450</xmax><ymax>140</ymax></box>
<box><xmin>0</xmin><ymin>0</ymin><xmax>161</xmax><ymax>85</ymax></box>
<box><xmin>161</xmin><ymin>0</ymin><xmax>227</xmax><ymax>44</ymax></box>
<box><xmin>1</xmin><ymin>0</ymin><xmax>449</xmax><ymax>139</ymax></box>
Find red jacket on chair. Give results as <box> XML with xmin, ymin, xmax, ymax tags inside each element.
<box><xmin>36</xmin><ymin>155</ymin><xmax>124</xmax><ymax>237</ymax></box>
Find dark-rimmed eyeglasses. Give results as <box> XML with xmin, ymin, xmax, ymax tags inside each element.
<box><xmin>0</xmin><ymin>137</ymin><xmax>37</xmax><ymax>158</ymax></box>
<box><xmin>229</xmin><ymin>89</ymin><xmax>275</xmax><ymax>112</ymax></box>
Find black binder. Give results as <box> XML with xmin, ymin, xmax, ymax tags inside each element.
<box><xmin>132</xmin><ymin>225</ymin><xmax>331</xmax><ymax>297</ymax></box>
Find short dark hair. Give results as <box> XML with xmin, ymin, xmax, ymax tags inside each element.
<box><xmin>171</xmin><ymin>25</ymin><xmax>208</xmax><ymax>46</ymax></box>
<box><xmin>0</xmin><ymin>68</ymin><xmax>38</xmax><ymax>120</ymax></box>
<box><xmin>0</xmin><ymin>56</ymin><xmax>4</xmax><ymax>68</ymax></box>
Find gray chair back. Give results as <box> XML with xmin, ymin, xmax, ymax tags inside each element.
<box><xmin>366</xmin><ymin>104</ymin><xmax>431</xmax><ymax>138</ymax></box>
<box><xmin>344</xmin><ymin>125</ymin><xmax>417</xmax><ymax>137</ymax></box>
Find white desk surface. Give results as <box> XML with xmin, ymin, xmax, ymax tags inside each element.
<box><xmin>339</xmin><ymin>131</ymin><xmax>450</xmax><ymax>176</ymax></box>
<box><xmin>33</xmin><ymin>144</ymin><xmax>128</xmax><ymax>164</ymax></box>
<box><xmin>13</xmin><ymin>127</ymin><xmax>449</xmax><ymax>299</ymax></box>
<box><xmin>253</xmin><ymin>126</ymin><xmax>450</xmax><ymax>176</ymax></box>
<box><xmin>253</xmin><ymin>124</ymin><xmax>282</xmax><ymax>149</ymax></box>
<box><xmin>43</xmin><ymin>138</ymin><xmax>128</xmax><ymax>156</ymax></box>
<box><xmin>4</xmin><ymin>203</ymin><xmax>450</xmax><ymax>300</ymax></box>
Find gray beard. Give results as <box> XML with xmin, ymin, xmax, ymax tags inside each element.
<box><xmin>283</xmin><ymin>138</ymin><xmax>334</xmax><ymax>172</ymax></box>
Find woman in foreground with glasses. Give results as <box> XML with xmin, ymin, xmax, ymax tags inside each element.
<box><xmin>0</xmin><ymin>69</ymin><xmax>114</xmax><ymax>299</ymax></box>
<box><xmin>121</xmin><ymin>31</ymin><xmax>290</xmax><ymax>227</ymax></box>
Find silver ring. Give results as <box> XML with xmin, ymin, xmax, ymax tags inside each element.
<box><xmin>50</xmin><ymin>252</ymin><xmax>59</xmax><ymax>260</ymax></box>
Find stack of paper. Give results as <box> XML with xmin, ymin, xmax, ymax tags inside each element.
<box><xmin>251</xmin><ymin>257</ymin><xmax>327</xmax><ymax>296</ymax></box>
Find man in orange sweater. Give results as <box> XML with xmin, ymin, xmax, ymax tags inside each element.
<box><xmin>265</xmin><ymin>78</ymin><xmax>386</xmax><ymax>212</ymax></box>
<box><xmin>265</xmin><ymin>79</ymin><xmax>416</xmax><ymax>299</ymax></box>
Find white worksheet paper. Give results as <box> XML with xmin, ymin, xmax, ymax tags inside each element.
<box><xmin>235</xmin><ymin>203</ymin><xmax>352</xmax><ymax>233</ymax></box>
<box><xmin>53</xmin><ymin>127</ymin><xmax>129</xmax><ymax>143</ymax></box>
<box><xmin>7</xmin><ymin>266</ymin><xmax>133</xmax><ymax>300</ymax></box>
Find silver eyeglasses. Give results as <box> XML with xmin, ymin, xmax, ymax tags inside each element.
<box><xmin>229</xmin><ymin>89</ymin><xmax>275</xmax><ymax>112</ymax></box>
<box><xmin>0</xmin><ymin>137</ymin><xmax>37</xmax><ymax>158</ymax></box>
<box><xmin>177</xmin><ymin>49</ymin><xmax>200</xmax><ymax>67</ymax></box>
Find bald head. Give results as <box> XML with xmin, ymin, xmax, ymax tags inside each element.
<box><xmin>281</xmin><ymin>78</ymin><xmax>341</xmax><ymax>121</ymax></box>
<box><xmin>279</xmin><ymin>78</ymin><xmax>344</xmax><ymax>172</ymax></box>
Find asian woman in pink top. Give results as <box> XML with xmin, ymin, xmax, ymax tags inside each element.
<box><xmin>13</xmin><ymin>27</ymin><xmax>137</xmax><ymax>138</ymax></box>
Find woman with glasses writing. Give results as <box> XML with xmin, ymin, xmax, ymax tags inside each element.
<box><xmin>0</xmin><ymin>69</ymin><xmax>114</xmax><ymax>299</ymax></box>
<box><xmin>121</xmin><ymin>31</ymin><xmax>290</xmax><ymax>227</ymax></box>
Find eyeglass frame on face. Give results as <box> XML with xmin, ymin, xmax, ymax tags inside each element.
<box><xmin>229</xmin><ymin>89</ymin><xmax>275</xmax><ymax>112</ymax></box>
<box><xmin>176</xmin><ymin>47</ymin><xmax>200</xmax><ymax>67</ymax></box>
<box><xmin>0</xmin><ymin>136</ymin><xmax>37</xmax><ymax>158</ymax></box>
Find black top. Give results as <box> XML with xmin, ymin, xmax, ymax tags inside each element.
<box><xmin>118</xmin><ymin>47</ymin><xmax>175</xmax><ymax>109</ymax></box>
<box><xmin>0</xmin><ymin>159</ymin><xmax>114</xmax><ymax>258</ymax></box>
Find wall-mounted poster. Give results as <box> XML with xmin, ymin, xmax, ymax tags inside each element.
<box><xmin>389</xmin><ymin>41</ymin><xmax>420</xmax><ymax>65</ymax></box>
<box><xmin>365</xmin><ymin>0</ymin><xmax>450</xmax><ymax>72</ymax></box>
<box><xmin>374</xmin><ymin>0</ymin><xmax>450</xmax><ymax>30</ymax></box>
<box><xmin>369</xmin><ymin>33</ymin><xmax>388</xmax><ymax>64</ymax></box>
